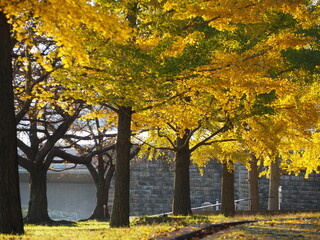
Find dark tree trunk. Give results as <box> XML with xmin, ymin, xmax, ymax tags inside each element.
<box><xmin>90</xmin><ymin>163</ymin><xmax>115</xmax><ymax>221</ymax></box>
<box><xmin>172</xmin><ymin>132</ymin><xmax>192</xmax><ymax>216</ymax></box>
<box><xmin>221</xmin><ymin>162</ymin><xmax>235</xmax><ymax>217</ymax></box>
<box><xmin>268</xmin><ymin>157</ymin><xmax>280</xmax><ymax>210</ymax></box>
<box><xmin>25</xmin><ymin>163</ymin><xmax>51</xmax><ymax>223</ymax></box>
<box><xmin>248</xmin><ymin>154</ymin><xmax>259</xmax><ymax>211</ymax></box>
<box><xmin>0</xmin><ymin>11</ymin><xmax>24</xmax><ymax>234</ymax></box>
<box><xmin>110</xmin><ymin>106</ymin><xmax>132</xmax><ymax>227</ymax></box>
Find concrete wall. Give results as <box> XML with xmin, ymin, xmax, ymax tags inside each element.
<box><xmin>19</xmin><ymin>159</ymin><xmax>320</xmax><ymax>221</ymax></box>
<box><xmin>20</xmin><ymin>170</ymin><xmax>96</xmax><ymax>220</ymax></box>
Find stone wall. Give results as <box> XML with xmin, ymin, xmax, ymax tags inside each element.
<box><xmin>128</xmin><ymin>159</ymin><xmax>223</xmax><ymax>216</ymax></box>
<box><xmin>252</xmin><ymin>172</ymin><xmax>320</xmax><ymax>211</ymax></box>
<box><xmin>19</xmin><ymin>159</ymin><xmax>320</xmax><ymax>221</ymax></box>
<box><xmin>278</xmin><ymin>174</ymin><xmax>319</xmax><ymax>210</ymax></box>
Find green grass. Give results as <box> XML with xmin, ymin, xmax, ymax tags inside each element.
<box><xmin>0</xmin><ymin>212</ymin><xmax>319</xmax><ymax>240</ymax></box>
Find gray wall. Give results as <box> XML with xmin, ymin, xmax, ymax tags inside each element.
<box><xmin>20</xmin><ymin>170</ymin><xmax>96</xmax><ymax>220</ymax></box>
<box><xmin>19</xmin><ymin>159</ymin><xmax>320</xmax><ymax>221</ymax></box>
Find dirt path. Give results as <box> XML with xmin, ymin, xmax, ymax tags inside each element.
<box><xmin>201</xmin><ymin>217</ymin><xmax>320</xmax><ymax>239</ymax></box>
<box><xmin>149</xmin><ymin>217</ymin><xmax>320</xmax><ymax>240</ymax></box>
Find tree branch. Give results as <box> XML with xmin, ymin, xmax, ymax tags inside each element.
<box><xmin>18</xmin><ymin>156</ymin><xmax>33</xmax><ymax>172</ymax></box>
<box><xmin>63</xmin><ymin>133</ymin><xmax>118</xmax><ymax>140</ymax></box>
<box><xmin>36</xmin><ymin>107</ymin><xmax>82</xmax><ymax>164</ymax></box>
<box><xmin>17</xmin><ymin>138</ymin><xmax>34</xmax><ymax>161</ymax></box>
<box><xmin>157</xmin><ymin>127</ymin><xmax>177</xmax><ymax>150</ymax></box>
<box><xmin>190</xmin><ymin>125</ymin><xmax>230</xmax><ymax>152</ymax></box>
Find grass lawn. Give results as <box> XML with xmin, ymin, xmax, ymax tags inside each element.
<box><xmin>0</xmin><ymin>212</ymin><xmax>319</xmax><ymax>240</ymax></box>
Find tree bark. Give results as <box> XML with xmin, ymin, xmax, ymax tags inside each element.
<box><xmin>221</xmin><ymin>162</ymin><xmax>235</xmax><ymax>217</ymax></box>
<box><xmin>248</xmin><ymin>154</ymin><xmax>259</xmax><ymax>211</ymax></box>
<box><xmin>268</xmin><ymin>157</ymin><xmax>280</xmax><ymax>210</ymax></box>
<box><xmin>89</xmin><ymin>163</ymin><xmax>115</xmax><ymax>220</ymax></box>
<box><xmin>0</xmin><ymin>11</ymin><xmax>24</xmax><ymax>234</ymax></box>
<box><xmin>110</xmin><ymin>106</ymin><xmax>132</xmax><ymax>227</ymax></box>
<box><xmin>172</xmin><ymin>132</ymin><xmax>192</xmax><ymax>216</ymax></box>
<box><xmin>25</xmin><ymin>163</ymin><xmax>52</xmax><ymax>223</ymax></box>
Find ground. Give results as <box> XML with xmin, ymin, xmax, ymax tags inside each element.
<box><xmin>0</xmin><ymin>212</ymin><xmax>319</xmax><ymax>239</ymax></box>
<box><xmin>201</xmin><ymin>217</ymin><xmax>320</xmax><ymax>239</ymax></box>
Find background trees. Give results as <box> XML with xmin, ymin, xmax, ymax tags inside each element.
<box><xmin>18</xmin><ymin>101</ymin><xmax>83</xmax><ymax>223</ymax></box>
<box><xmin>0</xmin><ymin>0</ymin><xmax>128</xmax><ymax>233</ymax></box>
<box><xmin>47</xmin><ymin>113</ymin><xmax>118</xmax><ymax>221</ymax></box>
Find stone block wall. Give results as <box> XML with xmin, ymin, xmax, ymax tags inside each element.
<box><xmin>126</xmin><ymin>159</ymin><xmax>224</xmax><ymax>216</ymax></box>
<box><xmin>126</xmin><ymin>159</ymin><xmax>320</xmax><ymax>214</ymax></box>
<box><xmin>280</xmin><ymin>173</ymin><xmax>320</xmax><ymax>210</ymax></box>
<box><xmin>19</xmin><ymin>159</ymin><xmax>320</xmax><ymax>221</ymax></box>
<box><xmin>129</xmin><ymin>159</ymin><xmax>174</xmax><ymax>215</ymax></box>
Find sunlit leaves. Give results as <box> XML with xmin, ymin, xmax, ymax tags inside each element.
<box><xmin>7</xmin><ymin>0</ymin><xmax>320</xmax><ymax>178</ymax></box>
<box><xmin>132</xmin><ymin>0</ymin><xmax>320</xmax><ymax>176</ymax></box>
<box><xmin>1</xmin><ymin>0</ymin><xmax>130</xmax><ymax>69</ymax></box>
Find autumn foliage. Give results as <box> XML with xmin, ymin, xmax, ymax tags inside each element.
<box><xmin>1</xmin><ymin>0</ymin><xmax>320</xmax><ymax>232</ymax></box>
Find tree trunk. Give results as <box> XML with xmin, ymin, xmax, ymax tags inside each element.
<box><xmin>110</xmin><ymin>106</ymin><xmax>132</xmax><ymax>227</ymax></box>
<box><xmin>90</xmin><ymin>164</ymin><xmax>115</xmax><ymax>220</ymax></box>
<box><xmin>221</xmin><ymin>162</ymin><xmax>235</xmax><ymax>217</ymax></box>
<box><xmin>248</xmin><ymin>154</ymin><xmax>259</xmax><ymax>211</ymax></box>
<box><xmin>0</xmin><ymin>11</ymin><xmax>24</xmax><ymax>234</ymax></box>
<box><xmin>25</xmin><ymin>163</ymin><xmax>51</xmax><ymax>223</ymax></box>
<box><xmin>172</xmin><ymin>132</ymin><xmax>192</xmax><ymax>216</ymax></box>
<box><xmin>268</xmin><ymin>157</ymin><xmax>280</xmax><ymax>210</ymax></box>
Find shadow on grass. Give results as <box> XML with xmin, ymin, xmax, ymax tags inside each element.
<box><xmin>25</xmin><ymin>219</ymin><xmax>77</xmax><ymax>227</ymax></box>
<box><xmin>131</xmin><ymin>214</ymin><xmax>211</xmax><ymax>226</ymax></box>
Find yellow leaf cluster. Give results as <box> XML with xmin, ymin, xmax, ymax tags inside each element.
<box><xmin>1</xmin><ymin>0</ymin><xmax>131</xmax><ymax>67</ymax></box>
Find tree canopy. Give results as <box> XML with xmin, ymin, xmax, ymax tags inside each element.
<box><xmin>1</xmin><ymin>0</ymin><xmax>320</xmax><ymax>231</ymax></box>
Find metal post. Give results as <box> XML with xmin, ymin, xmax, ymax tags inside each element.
<box><xmin>278</xmin><ymin>186</ymin><xmax>282</xmax><ymax>210</ymax></box>
<box><xmin>216</xmin><ymin>200</ymin><xmax>220</xmax><ymax>211</ymax></box>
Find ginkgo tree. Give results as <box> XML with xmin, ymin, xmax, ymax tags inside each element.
<box><xmin>237</xmin><ymin>16</ymin><xmax>320</xmax><ymax>210</ymax></box>
<box><xmin>135</xmin><ymin>0</ymin><xmax>319</xmax><ymax>216</ymax></box>
<box><xmin>197</xmin><ymin>66</ymin><xmax>320</xmax><ymax>212</ymax></box>
<box><xmin>0</xmin><ymin>0</ymin><xmax>127</xmax><ymax>233</ymax></box>
<box><xmin>55</xmin><ymin>0</ymin><xmax>213</xmax><ymax>227</ymax></box>
<box><xmin>58</xmin><ymin>0</ymin><xmax>320</xmax><ymax>222</ymax></box>
<box><xmin>241</xmin><ymin>87</ymin><xmax>320</xmax><ymax>209</ymax></box>
<box><xmin>278</xmin><ymin>28</ymin><xmax>320</xmax><ymax>178</ymax></box>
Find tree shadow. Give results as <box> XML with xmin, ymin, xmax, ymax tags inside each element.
<box><xmin>131</xmin><ymin>214</ymin><xmax>211</xmax><ymax>226</ymax></box>
<box><xmin>25</xmin><ymin>219</ymin><xmax>77</xmax><ymax>227</ymax></box>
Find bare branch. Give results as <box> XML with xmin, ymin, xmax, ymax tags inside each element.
<box><xmin>18</xmin><ymin>156</ymin><xmax>33</xmax><ymax>172</ymax></box>
<box><xmin>133</xmin><ymin>135</ymin><xmax>175</xmax><ymax>151</ymax></box>
<box><xmin>63</xmin><ymin>133</ymin><xmax>118</xmax><ymax>140</ymax></box>
<box><xmin>201</xmin><ymin>138</ymin><xmax>238</xmax><ymax>146</ymax></box>
<box><xmin>48</xmin><ymin>165</ymin><xmax>78</xmax><ymax>172</ymax></box>
<box><xmin>157</xmin><ymin>127</ymin><xmax>177</xmax><ymax>150</ymax></box>
<box><xmin>190</xmin><ymin>125</ymin><xmax>230</xmax><ymax>152</ymax></box>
